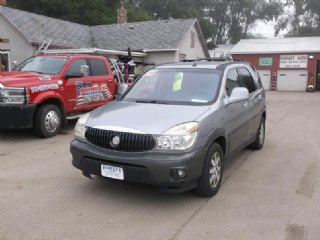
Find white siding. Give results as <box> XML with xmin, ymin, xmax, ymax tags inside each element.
<box><xmin>178</xmin><ymin>25</ymin><xmax>206</xmax><ymax>60</ymax></box>
<box><xmin>143</xmin><ymin>51</ymin><xmax>176</xmax><ymax>69</ymax></box>
<box><xmin>0</xmin><ymin>13</ymin><xmax>34</xmax><ymax>65</ymax></box>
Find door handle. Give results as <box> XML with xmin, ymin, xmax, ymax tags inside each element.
<box><xmin>243</xmin><ymin>102</ymin><xmax>248</xmax><ymax>107</ymax></box>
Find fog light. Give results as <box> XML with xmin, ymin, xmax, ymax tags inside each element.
<box><xmin>177</xmin><ymin>169</ymin><xmax>186</xmax><ymax>178</ymax></box>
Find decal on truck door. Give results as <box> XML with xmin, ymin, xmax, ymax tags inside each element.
<box><xmin>76</xmin><ymin>81</ymin><xmax>113</xmax><ymax>106</ymax></box>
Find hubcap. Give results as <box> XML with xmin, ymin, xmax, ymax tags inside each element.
<box><xmin>45</xmin><ymin>110</ymin><xmax>60</xmax><ymax>133</ymax></box>
<box><xmin>259</xmin><ymin>123</ymin><xmax>265</xmax><ymax>145</ymax></box>
<box><xmin>209</xmin><ymin>152</ymin><xmax>221</xmax><ymax>188</ymax></box>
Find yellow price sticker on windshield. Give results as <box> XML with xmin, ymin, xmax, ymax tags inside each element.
<box><xmin>173</xmin><ymin>72</ymin><xmax>184</xmax><ymax>91</ymax></box>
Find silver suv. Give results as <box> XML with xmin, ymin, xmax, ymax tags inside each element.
<box><xmin>70</xmin><ymin>59</ymin><xmax>266</xmax><ymax>197</ymax></box>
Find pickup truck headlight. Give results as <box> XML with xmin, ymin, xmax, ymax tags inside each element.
<box><xmin>156</xmin><ymin>122</ymin><xmax>199</xmax><ymax>151</ymax></box>
<box><xmin>75</xmin><ymin>113</ymin><xmax>90</xmax><ymax>140</ymax></box>
<box><xmin>0</xmin><ymin>87</ymin><xmax>28</xmax><ymax>104</ymax></box>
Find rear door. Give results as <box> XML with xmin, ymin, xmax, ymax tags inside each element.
<box><xmin>238</xmin><ymin>66</ymin><xmax>263</xmax><ymax>139</ymax></box>
<box><xmin>83</xmin><ymin>58</ymin><xmax>115</xmax><ymax>110</ymax></box>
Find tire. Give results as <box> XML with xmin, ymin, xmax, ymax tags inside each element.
<box><xmin>194</xmin><ymin>143</ymin><xmax>224</xmax><ymax>197</ymax></box>
<box><xmin>34</xmin><ymin>104</ymin><xmax>62</xmax><ymax>138</ymax></box>
<box><xmin>249</xmin><ymin>117</ymin><xmax>265</xmax><ymax>150</ymax></box>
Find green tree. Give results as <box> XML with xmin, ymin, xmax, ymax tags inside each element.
<box><xmin>275</xmin><ymin>0</ymin><xmax>320</xmax><ymax>37</ymax></box>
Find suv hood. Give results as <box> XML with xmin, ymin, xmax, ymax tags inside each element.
<box><xmin>87</xmin><ymin>101</ymin><xmax>210</xmax><ymax>134</ymax></box>
<box><xmin>0</xmin><ymin>71</ymin><xmax>55</xmax><ymax>88</ymax></box>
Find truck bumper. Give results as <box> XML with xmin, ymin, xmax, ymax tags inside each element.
<box><xmin>70</xmin><ymin>139</ymin><xmax>206</xmax><ymax>192</ymax></box>
<box><xmin>0</xmin><ymin>104</ymin><xmax>36</xmax><ymax>129</ymax></box>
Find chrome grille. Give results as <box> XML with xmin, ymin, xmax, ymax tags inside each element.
<box><xmin>85</xmin><ymin>127</ymin><xmax>156</xmax><ymax>152</ymax></box>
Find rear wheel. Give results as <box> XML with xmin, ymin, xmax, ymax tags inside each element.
<box><xmin>194</xmin><ymin>143</ymin><xmax>224</xmax><ymax>197</ymax></box>
<box><xmin>34</xmin><ymin>104</ymin><xmax>62</xmax><ymax>138</ymax></box>
<box><xmin>250</xmin><ymin>117</ymin><xmax>265</xmax><ymax>150</ymax></box>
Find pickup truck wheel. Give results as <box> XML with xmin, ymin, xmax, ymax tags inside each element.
<box><xmin>34</xmin><ymin>104</ymin><xmax>62</xmax><ymax>138</ymax></box>
<box><xmin>194</xmin><ymin>143</ymin><xmax>224</xmax><ymax>197</ymax></box>
<box><xmin>249</xmin><ymin>117</ymin><xmax>265</xmax><ymax>150</ymax></box>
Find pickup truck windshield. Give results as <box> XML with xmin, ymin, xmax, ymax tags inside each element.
<box><xmin>15</xmin><ymin>56</ymin><xmax>68</xmax><ymax>75</ymax></box>
<box><xmin>123</xmin><ymin>68</ymin><xmax>222</xmax><ymax>105</ymax></box>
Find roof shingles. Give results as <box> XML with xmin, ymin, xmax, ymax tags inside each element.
<box><xmin>0</xmin><ymin>6</ymin><xmax>197</xmax><ymax>51</ymax></box>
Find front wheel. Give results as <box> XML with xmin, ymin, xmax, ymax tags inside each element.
<box><xmin>34</xmin><ymin>104</ymin><xmax>62</xmax><ymax>138</ymax></box>
<box><xmin>194</xmin><ymin>143</ymin><xmax>224</xmax><ymax>197</ymax></box>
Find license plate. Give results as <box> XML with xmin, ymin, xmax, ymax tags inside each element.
<box><xmin>101</xmin><ymin>165</ymin><xmax>124</xmax><ymax>180</ymax></box>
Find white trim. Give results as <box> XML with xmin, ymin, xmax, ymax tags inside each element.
<box><xmin>231</xmin><ymin>50</ymin><xmax>320</xmax><ymax>54</ymax></box>
<box><xmin>43</xmin><ymin>48</ymin><xmax>147</xmax><ymax>57</ymax></box>
<box><xmin>143</xmin><ymin>49</ymin><xmax>178</xmax><ymax>53</ymax></box>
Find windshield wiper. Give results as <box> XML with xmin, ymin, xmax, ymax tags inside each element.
<box><xmin>135</xmin><ymin>99</ymin><xmax>169</xmax><ymax>104</ymax></box>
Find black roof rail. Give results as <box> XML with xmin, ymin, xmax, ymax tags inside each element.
<box><xmin>182</xmin><ymin>58</ymin><xmax>245</xmax><ymax>62</ymax></box>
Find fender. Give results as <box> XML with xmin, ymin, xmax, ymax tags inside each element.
<box><xmin>203</xmin><ymin>128</ymin><xmax>228</xmax><ymax>153</ymax></box>
<box><xmin>32</xmin><ymin>91</ymin><xmax>66</xmax><ymax>106</ymax></box>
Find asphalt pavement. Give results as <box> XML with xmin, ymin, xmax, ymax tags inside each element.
<box><xmin>0</xmin><ymin>92</ymin><xmax>319</xmax><ymax>240</ymax></box>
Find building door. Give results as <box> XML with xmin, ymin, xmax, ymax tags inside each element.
<box><xmin>277</xmin><ymin>70</ymin><xmax>308</xmax><ymax>91</ymax></box>
<box><xmin>257</xmin><ymin>70</ymin><xmax>271</xmax><ymax>90</ymax></box>
<box><xmin>316</xmin><ymin>60</ymin><xmax>320</xmax><ymax>91</ymax></box>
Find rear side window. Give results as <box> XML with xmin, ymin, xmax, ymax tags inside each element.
<box><xmin>239</xmin><ymin>67</ymin><xmax>257</xmax><ymax>93</ymax></box>
<box><xmin>225</xmin><ymin>68</ymin><xmax>241</xmax><ymax>96</ymax></box>
<box><xmin>87</xmin><ymin>59</ymin><xmax>108</xmax><ymax>76</ymax></box>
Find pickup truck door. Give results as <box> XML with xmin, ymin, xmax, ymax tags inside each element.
<box><xmin>63</xmin><ymin>58</ymin><xmax>115</xmax><ymax>113</ymax></box>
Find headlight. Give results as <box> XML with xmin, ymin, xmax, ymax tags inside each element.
<box><xmin>156</xmin><ymin>122</ymin><xmax>199</xmax><ymax>151</ymax></box>
<box><xmin>75</xmin><ymin>113</ymin><xmax>90</xmax><ymax>140</ymax></box>
<box><xmin>0</xmin><ymin>87</ymin><xmax>27</xmax><ymax>104</ymax></box>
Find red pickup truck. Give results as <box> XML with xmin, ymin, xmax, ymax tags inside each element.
<box><xmin>0</xmin><ymin>54</ymin><xmax>122</xmax><ymax>137</ymax></box>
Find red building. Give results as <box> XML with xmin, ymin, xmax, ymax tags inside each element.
<box><xmin>230</xmin><ymin>37</ymin><xmax>320</xmax><ymax>91</ymax></box>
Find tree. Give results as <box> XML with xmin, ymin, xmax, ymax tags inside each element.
<box><xmin>275</xmin><ymin>0</ymin><xmax>320</xmax><ymax>37</ymax></box>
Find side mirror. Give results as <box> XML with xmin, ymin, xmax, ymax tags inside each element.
<box><xmin>224</xmin><ymin>87</ymin><xmax>249</xmax><ymax>105</ymax></box>
<box><xmin>117</xmin><ymin>83</ymin><xmax>129</xmax><ymax>97</ymax></box>
<box><xmin>65</xmin><ymin>73</ymin><xmax>84</xmax><ymax>79</ymax></box>
<box><xmin>80</xmin><ymin>65</ymin><xmax>89</xmax><ymax>77</ymax></box>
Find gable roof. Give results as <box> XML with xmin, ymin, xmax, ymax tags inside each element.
<box><xmin>0</xmin><ymin>6</ymin><xmax>92</xmax><ymax>48</ymax></box>
<box><xmin>91</xmin><ymin>19</ymin><xmax>196</xmax><ymax>51</ymax></box>
<box><xmin>0</xmin><ymin>6</ymin><xmax>209</xmax><ymax>56</ymax></box>
<box><xmin>230</xmin><ymin>37</ymin><xmax>320</xmax><ymax>54</ymax></box>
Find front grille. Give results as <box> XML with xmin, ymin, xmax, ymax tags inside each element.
<box><xmin>85</xmin><ymin>127</ymin><xmax>157</xmax><ymax>152</ymax></box>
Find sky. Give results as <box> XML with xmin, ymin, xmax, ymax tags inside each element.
<box><xmin>251</xmin><ymin>20</ymin><xmax>277</xmax><ymax>38</ymax></box>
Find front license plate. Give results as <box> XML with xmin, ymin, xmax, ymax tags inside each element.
<box><xmin>101</xmin><ymin>165</ymin><xmax>124</xmax><ymax>180</ymax></box>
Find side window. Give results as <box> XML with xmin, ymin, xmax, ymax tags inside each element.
<box><xmin>239</xmin><ymin>67</ymin><xmax>257</xmax><ymax>93</ymax></box>
<box><xmin>66</xmin><ymin>59</ymin><xmax>87</xmax><ymax>75</ymax></box>
<box><xmin>225</xmin><ymin>68</ymin><xmax>241</xmax><ymax>96</ymax></box>
<box><xmin>87</xmin><ymin>59</ymin><xmax>108</xmax><ymax>76</ymax></box>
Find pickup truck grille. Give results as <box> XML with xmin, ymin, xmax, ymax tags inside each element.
<box><xmin>85</xmin><ymin>127</ymin><xmax>156</xmax><ymax>152</ymax></box>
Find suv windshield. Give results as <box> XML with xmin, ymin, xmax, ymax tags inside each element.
<box><xmin>15</xmin><ymin>56</ymin><xmax>68</xmax><ymax>75</ymax></box>
<box><xmin>123</xmin><ymin>68</ymin><xmax>222</xmax><ymax>105</ymax></box>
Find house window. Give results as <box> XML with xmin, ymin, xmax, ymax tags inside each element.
<box><xmin>191</xmin><ymin>31</ymin><xmax>196</xmax><ymax>48</ymax></box>
<box><xmin>0</xmin><ymin>51</ymin><xmax>10</xmax><ymax>71</ymax></box>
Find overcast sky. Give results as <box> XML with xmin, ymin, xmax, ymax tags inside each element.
<box><xmin>251</xmin><ymin>20</ymin><xmax>277</xmax><ymax>38</ymax></box>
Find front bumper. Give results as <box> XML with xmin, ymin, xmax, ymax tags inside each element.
<box><xmin>70</xmin><ymin>139</ymin><xmax>206</xmax><ymax>192</ymax></box>
<box><xmin>0</xmin><ymin>104</ymin><xmax>36</xmax><ymax>129</ymax></box>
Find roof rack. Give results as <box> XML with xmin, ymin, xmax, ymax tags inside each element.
<box><xmin>182</xmin><ymin>58</ymin><xmax>244</xmax><ymax>62</ymax></box>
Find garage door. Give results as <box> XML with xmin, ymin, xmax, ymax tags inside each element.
<box><xmin>277</xmin><ymin>70</ymin><xmax>308</xmax><ymax>91</ymax></box>
<box><xmin>257</xmin><ymin>70</ymin><xmax>271</xmax><ymax>90</ymax></box>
